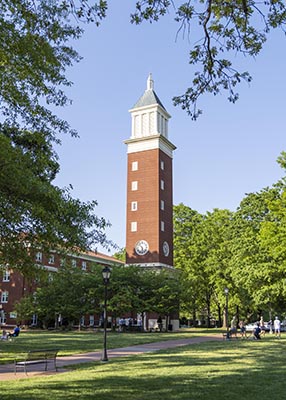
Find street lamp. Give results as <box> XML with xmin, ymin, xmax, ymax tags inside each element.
<box><xmin>102</xmin><ymin>266</ymin><xmax>111</xmax><ymax>362</ymax></box>
<box><xmin>224</xmin><ymin>287</ymin><xmax>229</xmax><ymax>339</ymax></box>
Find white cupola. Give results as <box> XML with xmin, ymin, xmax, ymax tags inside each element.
<box><xmin>129</xmin><ymin>73</ymin><xmax>171</xmax><ymax>140</ymax></box>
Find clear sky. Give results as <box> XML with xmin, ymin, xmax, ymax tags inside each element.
<box><xmin>54</xmin><ymin>2</ymin><xmax>286</xmax><ymax>253</ymax></box>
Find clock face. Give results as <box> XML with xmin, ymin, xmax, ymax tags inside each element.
<box><xmin>163</xmin><ymin>241</ymin><xmax>170</xmax><ymax>257</ymax></box>
<box><xmin>135</xmin><ymin>240</ymin><xmax>149</xmax><ymax>256</ymax></box>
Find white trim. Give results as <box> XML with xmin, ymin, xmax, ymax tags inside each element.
<box><xmin>129</xmin><ymin>103</ymin><xmax>171</xmax><ymax>120</ymax></box>
<box><xmin>41</xmin><ymin>265</ymin><xmax>58</xmax><ymax>272</ymax></box>
<box><xmin>125</xmin><ymin>135</ymin><xmax>176</xmax><ymax>158</ymax></box>
<box><xmin>125</xmin><ymin>262</ymin><xmax>174</xmax><ymax>270</ymax></box>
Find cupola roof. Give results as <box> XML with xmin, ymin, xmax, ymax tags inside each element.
<box><xmin>132</xmin><ymin>73</ymin><xmax>166</xmax><ymax>111</ymax></box>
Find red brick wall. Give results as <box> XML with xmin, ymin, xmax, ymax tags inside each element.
<box><xmin>126</xmin><ymin>148</ymin><xmax>173</xmax><ymax>266</ymax></box>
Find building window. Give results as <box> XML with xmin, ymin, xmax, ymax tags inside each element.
<box><xmin>131</xmin><ymin>181</ymin><xmax>138</xmax><ymax>191</ymax></box>
<box><xmin>160</xmin><ymin>180</ymin><xmax>165</xmax><ymax>190</ymax></box>
<box><xmin>35</xmin><ymin>252</ymin><xmax>42</xmax><ymax>262</ymax></box>
<box><xmin>3</xmin><ymin>269</ymin><xmax>10</xmax><ymax>282</ymax></box>
<box><xmin>0</xmin><ymin>310</ymin><xmax>6</xmax><ymax>324</ymax></box>
<box><xmin>161</xmin><ymin>200</ymin><xmax>165</xmax><ymax>210</ymax></box>
<box><xmin>132</xmin><ymin>161</ymin><xmax>138</xmax><ymax>171</ymax></box>
<box><xmin>131</xmin><ymin>201</ymin><xmax>138</xmax><ymax>211</ymax></box>
<box><xmin>161</xmin><ymin>221</ymin><xmax>165</xmax><ymax>232</ymax></box>
<box><xmin>31</xmin><ymin>314</ymin><xmax>38</xmax><ymax>326</ymax></box>
<box><xmin>48</xmin><ymin>254</ymin><xmax>55</xmax><ymax>264</ymax></box>
<box><xmin>89</xmin><ymin>315</ymin><xmax>95</xmax><ymax>326</ymax></box>
<box><xmin>60</xmin><ymin>258</ymin><xmax>66</xmax><ymax>267</ymax></box>
<box><xmin>160</xmin><ymin>160</ymin><xmax>165</xmax><ymax>170</ymax></box>
<box><xmin>1</xmin><ymin>291</ymin><xmax>9</xmax><ymax>303</ymax></box>
<box><xmin>131</xmin><ymin>222</ymin><xmax>137</xmax><ymax>232</ymax></box>
<box><xmin>71</xmin><ymin>259</ymin><xmax>77</xmax><ymax>268</ymax></box>
<box><xmin>82</xmin><ymin>261</ymin><xmax>87</xmax><ymax>271</ymax></box>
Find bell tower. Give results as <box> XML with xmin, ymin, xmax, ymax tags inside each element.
<box><xmin>125</xmin><ymin>74</ymin><xmax>176</xmax><ymax>268</ymax></box>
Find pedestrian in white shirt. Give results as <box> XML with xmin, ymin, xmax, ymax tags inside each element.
<box><xmin>274</xmin><ymin>316</ymin><xmax>281</xmax><ymax>338</ymax></box>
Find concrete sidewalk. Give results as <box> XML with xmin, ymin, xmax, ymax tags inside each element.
<box><xmin>0</xmin><ymin>334</ymin><xmax>221</xmax><ymax>381</ymax></box>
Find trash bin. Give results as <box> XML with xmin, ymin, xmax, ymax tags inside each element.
<box><xmin>168</xmin><ymin>324</ymin><xmax>173</xmax><ymax>331</ymax></box>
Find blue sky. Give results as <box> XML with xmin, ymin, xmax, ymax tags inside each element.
<box><xmin>54</xmin><ymin>2</ymin><xmax>286</xmax><ymax>253</ymax></box>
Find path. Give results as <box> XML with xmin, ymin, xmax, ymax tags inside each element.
<box><xmin>0</xmin><ymin>334</ymin><xmax>221</xmax><ymax>381</ymax></box>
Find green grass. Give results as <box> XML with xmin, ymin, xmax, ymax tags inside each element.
<box><xmin>1</xmin><ymin>330</ymin><xmax>286</xmax><ymax>400</ymax></box>
<box><xmin>0</xmin><ymin>328</ymin><xmax>211</xmax><ymax>363</ymax></box>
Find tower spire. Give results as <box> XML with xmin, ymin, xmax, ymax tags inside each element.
<box><xmin>147</xmin><ymin>73</ymin><xmax>154</xmax><ymax>90</ymax></box>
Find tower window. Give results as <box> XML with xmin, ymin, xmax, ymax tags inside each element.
<box><xmin>131</xmin><ymin>201</ymin><xmax>138</xmax><ymax>211</ymax></box>
<box><xmin>131</xmin><ymin>181</ymin><xmax>138</xmax><ymax>191</ymax></box>
<box><xmin>131</xmin><ymin>222</ymin><xmax>137</xmax><ymax>232</ymax></box>
<box><xmin>160</xmin><ymin>180</ymin><xmax>165</xmax><ymax>190</ymax></box>
<box><xmin>142</xmin><ymin>113</ymin><xmax>148</xmax><ymax>135</ymax></box>
<box><xmin>161</xmin><ymin>221</ymin><xmax>165</xmax><ymax>231</ymax></box>
<box><xmin>132</xmin><ymin>161</ymin><xmax>138</xmax><ymax>171</ymax></box>
<box><xmin>161</xmin><ymin>200</ymin><xmax>165</xmax><ymax>210</ymax></box>
<box><xmin>160</xmin><ymin>160</ymin><xmax>165</xmax><ymax>170</ymax></box>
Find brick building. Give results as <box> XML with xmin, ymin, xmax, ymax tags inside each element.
<box><xmin>0</xmin><ymin>250</ymin><xmax>123</xmax><ymax>327</ymax></box>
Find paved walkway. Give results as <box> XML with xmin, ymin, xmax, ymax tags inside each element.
<box><xmin>0</xmin><ymin>334</ymin><xmax>221</xmax><ymax>381</ymax></box>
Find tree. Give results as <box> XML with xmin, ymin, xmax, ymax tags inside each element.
<box><xmin>173</xmin><ymin>204</ymin><xmax>204</xmax><ymax>325</ymax></box>
<box><xmin>15</xmin><ymin>263</ymin><xmax>104</xmax><ymax>327</ymax></box>
<box><xmin>111</xmin><ymin>1</ymin><xmax>286</xmax><ymax>119</ymax></box>
<box><xmin>0</xmin><ymin>0</ymin><xmax>108</xmax><ymax>140</ymax></box>
<box><xmin>0</xmin><ymin>127</ymin><xmax>110</xmax><ymax>275</ymax></box>
<box><xmin>4</xmin><ymin>1</ymin><xmax>285</xmax><ymax>124</ymax></box>
<box><xmin>174</xmin><ymin>203</ymin><xmax>234</xmax><ymax>327</ymax></box>
<box><xmin>229</xmin><ymin>181</ymin><xmax>286</xmax><ymax>319</ymax></box>
<box><xmin>0</xmin><ymin>1</ymin><xmax>111</xmax><ymax>272</ymax></box>
<box><xmin>151</xmin><ymin>270</ymin><xmax>181</xmax><ymax>331</ymax></box>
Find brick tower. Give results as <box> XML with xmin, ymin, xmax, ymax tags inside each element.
<box><xmin>125</xmin><ymin>74</ymin><xmax>176</xmax><ymax>269</ymax></box>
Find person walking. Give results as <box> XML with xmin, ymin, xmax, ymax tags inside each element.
<box><xmin>274</xmin><ymin>316</ymin><xmax>281</xmax><ymax>338</ymax></box>
<box><xmin>230</xmin><ymin>316</ymin><xmax>237</xmax><ymax>338</ymax></box>
<box><xmin>259</xmin><ymin>316</ymin><xmax>266</xmax><ymax>337</ymax></box>
<box><xmin>239</xmin><ymin>320</ymin><xmax>247</xmax><ymax>339</ymax></box>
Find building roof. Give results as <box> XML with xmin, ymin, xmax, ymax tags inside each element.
<box><xmin>85</xmin><ymin>250</ymin><xmax>124</xmax><ymax>265</ymax></box>
<box><xmin>132</xmin><ymin>73</ymin><xmax>166</xmax><ymax>111</ymax></box>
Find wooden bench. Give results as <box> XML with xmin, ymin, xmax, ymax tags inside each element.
<box><xmin>14</xmin><ymin>349</ymin><xmax>59</xmax><ymax>374</ymax></box>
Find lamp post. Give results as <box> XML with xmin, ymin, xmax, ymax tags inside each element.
<box><xmin>102</xmin><ymin>266</ymin><xmax>111</xmax><ymax>362</ymax></box>
<box><xmin>224</xmin><ymin>287</ymin><xmax>229</xmax><ymax>339</ymax></box>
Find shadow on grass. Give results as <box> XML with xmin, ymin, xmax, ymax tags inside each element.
<box><xmin>1</xmin><ymin>337</ymin><xmax>286</xmax><ymax>400</ymax></box>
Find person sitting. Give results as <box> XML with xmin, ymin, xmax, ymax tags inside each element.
<box><xmin>253</xmin><ymin>323</ymin><xmax>261</xmax><ymax>340</ymax></box>
<box><xmin>0</xmin><ymin>330</ymin><xmax>8</xmax><ymax>341</ymax></box>
<box><xmin>8</xmin><ymin>324</ymin><xmax>20</xmax><ymax>339</ymax></box>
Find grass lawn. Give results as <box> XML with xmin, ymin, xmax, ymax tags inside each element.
<box><xmin>1</xmin><ymin>330</ymin><xmax>286</xmax><ymax>400</ymax></box>
<box><xmin>0</xmin><ymin>328</ymin><xmax>207</xmax><ymax>363</ymax></box>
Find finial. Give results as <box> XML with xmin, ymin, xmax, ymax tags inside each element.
<box><xmin>147</xmin><ymin>73</ymin><xmax>154</xmax><ymax>90</ymax></box>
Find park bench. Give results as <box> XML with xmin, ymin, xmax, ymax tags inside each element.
<box><xmin>222</xmin><ymin>332</ymin><xmax>239</xmax><ymax>340</ymax></box>
<box><xmin>14</xmin><ymin>349</ymin><xmax>59</xmax><ymax>374</ymax></box>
